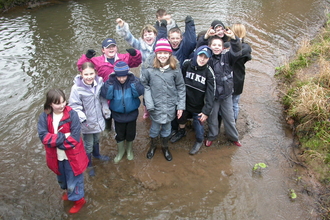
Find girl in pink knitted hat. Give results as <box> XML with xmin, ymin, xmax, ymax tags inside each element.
<box><xmin>140</xmin><ymin>38</ymin><xmax>186</xmax><ymax>161</ymax></box>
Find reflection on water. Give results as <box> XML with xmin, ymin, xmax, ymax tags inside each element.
<box><xmin>0</xmin><ymin>0</ymin><xmax>328</xmax><ymax>219</ymax></box>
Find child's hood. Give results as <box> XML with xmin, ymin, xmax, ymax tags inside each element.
<box><xmin>192</xmin><ymin>45</ymin><xmax>213</xmax><ymax>67</ymax></box>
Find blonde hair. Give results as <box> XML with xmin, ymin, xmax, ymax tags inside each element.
<box><xmin>153</xmin><ymin>53</ymin><xmax>178</xmax><ymax>69</ymax></box>
<box><xmin>231</xmin><ymin>23</ymin><xmax>246</xmax><ymax>39</ymax></box>
<box><xmin>140</xmin><ymin>25</ymin><xmax>158</xmax><ymax>39</ymax></box>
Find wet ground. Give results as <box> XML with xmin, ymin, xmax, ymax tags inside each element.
<box><xmin>0</xmin><ymin>0</ymin><xmax>329</xmax><ymax>219</ymax></box>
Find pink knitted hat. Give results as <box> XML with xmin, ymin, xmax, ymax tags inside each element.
<box><xmin>154</xmin><ymin>38</ymin><xmax>172</xmax><ymax>53</ymax></box>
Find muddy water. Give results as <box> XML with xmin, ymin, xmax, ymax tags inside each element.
<box><xmin>0</xmin><ymin>0</ymin><xmax>328</xmax><ymax>219</ymax></box>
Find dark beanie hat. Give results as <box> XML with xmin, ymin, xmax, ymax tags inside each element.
<box><xmin>211</xmin><ymin>20</ymin><xmax>225</xmax><ymax>30</ymax></box>
<box><xmin>114</xmin><ymin>61</ymin><xmax>129</xmax><ymax>77</ymax></box>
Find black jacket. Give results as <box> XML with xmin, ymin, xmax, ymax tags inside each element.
<box><xmin>182</xmin><ymin>46</ymin><xmax>215</xmax><ymax>115</ymax></box>
<box><xmin>208</xmin><ymin>36</ymin><xmax>242</xmax><ymax>100</ymax></box>
<box><xmin>232</xmin><ymin>41</ymin><xmax>252</xmax><ymax>95</ymax></box>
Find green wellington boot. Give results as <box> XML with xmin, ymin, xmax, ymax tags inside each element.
<box><xmin>114</xmin><ymin>141</ymin><xmax>126</xmax><ymax>164</ymax></box>
<box><xmin>126</xmin><ymin>141</ymin><xmax>134</xmax><ymax>160</ymax></box>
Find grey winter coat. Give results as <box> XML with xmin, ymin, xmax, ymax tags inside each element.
<box><xmin>141</xmin><ymin>53</ymin><xmax>186</xmax><ymax>124</ymax></box>
<box><xmin>69</xmin><ymin>75</ymin><xmax>110</xmax><ymax>134</ymax></box>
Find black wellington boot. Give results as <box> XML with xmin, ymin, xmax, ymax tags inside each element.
<box><xmin>147</xmin><ymin>138</ymin><xmax>157</xmax><ymax>159</ymax></box>
<box><xmin>161</xmin><ymin>136</ymin><xmax>172</xmax><ymax>161</ymax></box>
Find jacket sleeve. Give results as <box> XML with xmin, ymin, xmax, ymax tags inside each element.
<box><xmin>68</xmin><ymin>85</ymin><xmax>86</xmax><ymax>123</ymax></box>
<box><xmin>37</xmin><ymin>112</ymin><xmax>66</xmax><ymax>148</ymax></box>
<box><xmin>130</xmin><ymin>76</ymin><xmax>144</xmax><ymax>98</ymax></box>
<box><xmin>175</xmin><ymin>68</ymin><xmax>186</xmax><ymax>110</ymax></box>
<box><xmin>125</xmin><ymin>50</ymin><xmax>142</xmax><ymax>68</ymax></box>
<box><xmin>77</xmin><ymin>54</ymin><xmax>90</xmax><ymax>72</ymax></box>
<box><xmin>116</xmin><ymin>23</ymin><xmax>142</xmax><ymax>50</ymax></box>
<box><xmin>229</xmin><ymin>36</ymin><xmax>242</xmax><ymax>65</ymax></box>
<box><xmin>140</xmin><ymin>68</ymin><xmax>155</xmax><ymax>111</ymax></box>
<box><xmin>182</xmin><ymin>19</ymin><xmax>197</xmax><ymax>58</ymax></box>
<box><xmin>100</xmin><ymin>96</ymin><xmax>111</xmax><ymax>119</ymax></box>
<box><xmin>202</xmin><ymin>67</ymin><xmax>216</xmax><ymax>116</ymax></box>
<box><xmin>59</xmin><ymin>110</ymin><xmax>82</xmax><ymax>150</ymax></box>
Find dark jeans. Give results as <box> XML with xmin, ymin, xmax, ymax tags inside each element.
<box><xmin>177</xmin><ymin>110</ymin><xmax>204</xmax><ymax>143</ymax></box>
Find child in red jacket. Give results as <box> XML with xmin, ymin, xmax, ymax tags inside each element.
<box><xmin>37</xmin><ymin>88</ymin><xmax>88</xmax><ymax>214</ymax></box>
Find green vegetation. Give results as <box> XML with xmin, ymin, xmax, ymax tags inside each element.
<box><xmin>0</xmin><ymin>0</ymin><xmax>49</xmax><ymax>12</ymax></box>
<box><xmin>252</xmin><ymin>162</ymin><xmax>267</xmax><ymax>171</ymax></box>
<box><xmin>276</xmin><ymin>14</ymin><xmax>330</xmax><ymax>185</ymax></box>
<box><xmin>289</xmin><ymin>189</ymin><xmax>297</xmax><ymax>200</ymax></box>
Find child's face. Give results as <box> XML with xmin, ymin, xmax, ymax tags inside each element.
<box><xmin>80</xmin><ymin>67</ymin><xmax>96</xmax><ymax>85</ymax></box>
<box><xmin>156</xmin><ymin>51</ymin><xmax>171</xmax><ymax>64</ymax></box>
<box><xmin>116</xmin><ymin>76</ymin><xmax>128</xmax><ymax>84</ymax></box>
<box><xmin>102</xmin><ymin>45</ymin><xmax>117</xmax><ymax>58</ymax></box>
<box><xmin>168</xmin><ymin>32</ymin><xmax>182</xmax><ymax>49</ymax></box>
<box><xmin>51</xmin><ymin>96</ymin><xmax>66</xmax><ymax>115</ymax></box>
<box><xmin>143</xmin><ymin>31</ymin><xmax>156</xmax><ymax>46</ymax></box>
<box><xmin>196</xmin><ymin>54</ymin><xmax>209</xmax><ymax>66</ymax></box>
<box><xmin>214</xmin><ymin>26</ymin><xmax>225</xmax><ymax>38</ymax></box>
<box><xmin>209</xmin><ymin>39</ymin><xmax>223</xmax><ymax>55</ymax></box>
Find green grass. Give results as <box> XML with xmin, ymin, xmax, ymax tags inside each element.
<box><xmin>276</xmin><ymin>15</ymin><xmax>330</xmax><ymax>185</ymax></box>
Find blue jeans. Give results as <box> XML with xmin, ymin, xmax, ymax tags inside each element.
<box><xmin>83</xmin><ymin>133</ymin><xmax>100</xmax><ymax>154</ymax></box>
<box><xmin>178</xmin><ymin>111</ymin><xmax>204</xmax><ymax>143</ymax></box>
<box><xmin>192</xmin><ymin>113</ymin><xmax>204</xmax><ymax>143</ymax></box>
<box><xmin>57</xmin><ymin>160</ymin><xmax>84</xmax><ymax>201</ymax></box>
<box><xmin>232</xmin><ymin>94</ymin><xmax>241</xmax><ymax>120</ymax></box>
<box><xmin>149</xmin><ymin>120</ymin><xmax>171</xmax><ymax>138</ymax></box>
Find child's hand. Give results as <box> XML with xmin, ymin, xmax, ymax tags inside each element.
<box><xmin>198</xmin><ymin>112</ymin><xmax>208</xmax><ymax>123</ymax></box>
<box><xmin>177</xmin><ymin>110</ymin><xmax>183</xmax><ymax>119</ymax></box>
<box><xmin>116</xmin><ymin>18</ymin><xmax>124</xmax><ymax>27</ymax></box>
<box><xmin>205</xmin><ymin>27</ymin><xmax>216</xmax><ymax>39</ymax></box>
<box><xmin>224</xmin><ymin>28</ymin><xmax>235</xmax><ymax>39</ymax></box>
<box><xmin>86</xmin><ymin>49</ymin><xmax>96</xmax><ymax>59</ymax></box>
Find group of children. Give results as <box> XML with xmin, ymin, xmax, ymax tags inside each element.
<box><xmin>37</xmin><ymin>9</ymin><xmax>252</xmax><ymax>214</ymax></box>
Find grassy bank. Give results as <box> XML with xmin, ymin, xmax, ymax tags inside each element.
<box><xmin>275</xmin><ymin>13</ymin><xmax>330</xmax><ymax>218</ymax></box>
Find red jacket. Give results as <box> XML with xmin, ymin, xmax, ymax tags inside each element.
<box><xmin>77</xmin><ymin>50</ymin><xmax>142</xmax><ymax>82</ymax></box>
<box><xmin>38</xmin><ymin>106</ymin><xmax>88</xmax><ymax>176</ymax></box>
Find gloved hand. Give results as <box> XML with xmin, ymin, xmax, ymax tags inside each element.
<box><xmin>126</xmin><ymin>48</ymin><xmax>137</xmax><ymax>56</ymax></box>
<box><xmin>86</xmin><ymin>49</ymin><xmax>96</xmax><ymax>59</ymax></box>
<box><xmin>160</xmin><ymin>19</ymin><xmax>167</xmax><ymax>28</ymax></box>
<box><xmin>185</xmin><ymin>15</ymin><xmax>193</xmax><ymax>23</ymax></box>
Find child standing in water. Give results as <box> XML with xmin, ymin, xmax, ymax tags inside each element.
<box><xmin>101</xmin><ymin>61</ymin><xmax>144</xmax><ymax>164</ymax></box>
<box><xmin>37</xmin><ymin>89</ymin><xmax>88</xmax><ymax>214</ymax></box>
<box><xmin>69</xmin><ymin>62</ymin><xmax>111</xmax><ymax>176</ymax></box>
<box><xmin>141</xmin><ymin>38</ymin><xmax>186</xmax><ymax>161</ymax></box>
<box><xmin>230</xmin><ymin>23</ymin><xmax>252</xmax><ymax>121</ymax></box>
<box><xmin>205</xmin><ymin>30</ymin><xmax>242</xmax><ymax>148</ymax></box>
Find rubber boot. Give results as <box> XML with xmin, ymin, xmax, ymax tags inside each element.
<box><xmin>114</xmin><ymin>141</ymin><xmax>126</xmax><ymax>164</ymax></box>
<box><xmin>146</xmin><ymin>138</ymin><xmax>157</xmax><ymax>159</ymax></box>
<box><xmin>87</xmin><ymin>153</ymin><xmax>95</xmax><ymax>176</ymax></box>
<box><xmin>92</xmin><ymin>143</ymin><xmax>110</xmax><ymax>161</ymax></box>
<box><xmin>69</xmin><ymin>197</ymin><xmax>86</xmax><ymax>214</ymax></box>
<box><xmin>189</xmin><ymin>141</ymin><xmax>203</xmax><ymax>155</ymax></box>
<box><xmin>126</xmin><ymin>141</ymin><xmax>134</xmax><ymax>160</ymax></box>
<box><xmin>62</xmin><ymin>191</ymin><xmax>68</xmax><ymax>201</ymax></box>
<box><xmin>161</xmin><ymin>136</ymin><xmax>172</xmax><ymax>161</ymax></box>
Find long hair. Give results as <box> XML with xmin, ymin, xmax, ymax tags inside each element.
<box><xmin>44</xmin><ymin>88</ymin><xmax>66</xmax><ymax>114</ymax></box>
<box><xmin>153</xmin><ymin>53</ymin><xmax>178</xmax><ymax>69</ymax></box>
<box><xmin>231</xmin><ymin>23</ymin><xmax>246</xmax><ymax>39</ymax></box>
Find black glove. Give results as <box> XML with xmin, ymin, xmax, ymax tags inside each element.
<box><xmin>126</xmin><ymin>48</ymin><xmax>137</xmax><ymax>56</ymax></box>
<box><xmin>86</xmin><ymin>49</ymin><xmax>96</xmax><ymax>59</ymax></box>
<box><xmin>185</xmin><ymin>15</ymin><xmax>193</xmax><ymax>23</ymax></box>
<box><xmin>160</xmin><ymin>19</ymin><xmax>167</xmax><ymax>28</ymax></box>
